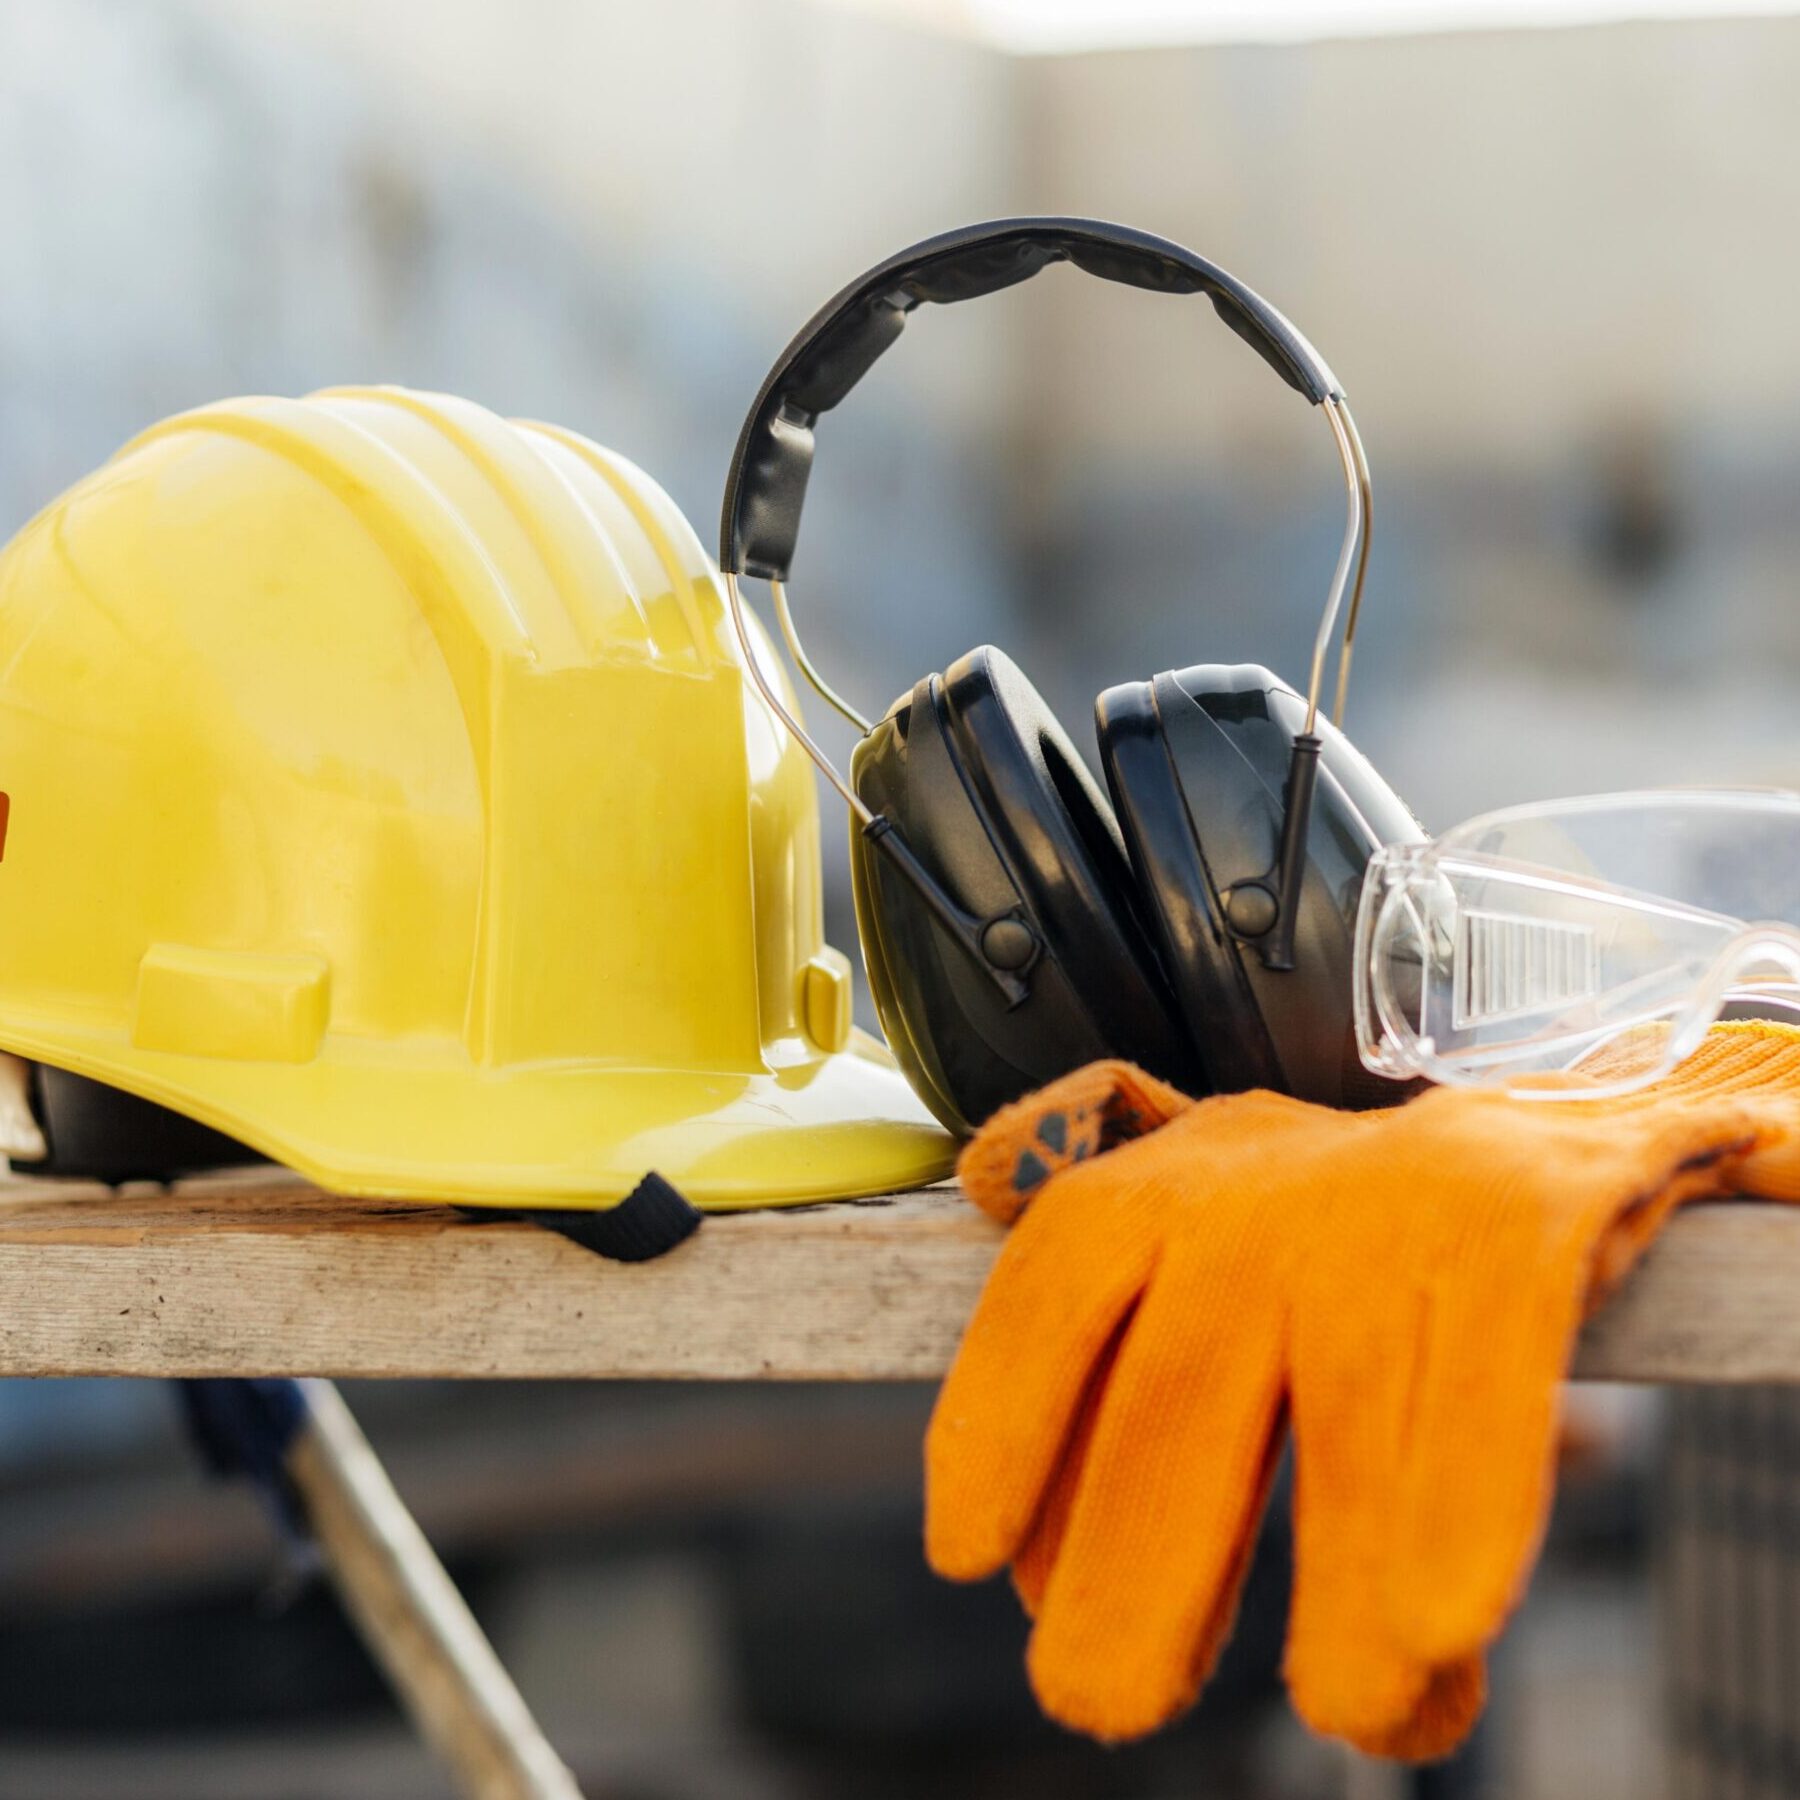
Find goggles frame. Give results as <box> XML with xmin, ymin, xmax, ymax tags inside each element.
<box><xmin>1354</xmin><ymin>789</ymin><xmax>1800</xmax><ymax>1098</ymax></box>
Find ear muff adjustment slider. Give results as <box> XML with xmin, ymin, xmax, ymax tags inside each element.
<box><xmin>863</xmin><ymin>815</ymin><xmax>1036</xmax><ymax>1005</ymax></box>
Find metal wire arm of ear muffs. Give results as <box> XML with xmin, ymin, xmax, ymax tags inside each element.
<box><xmin>723</xmin><ymin>566</ymin><xmax>1031</xmax><ymax>1005</ymax></box>
<box><xmin>719</xmin><ymin>218</ymin><xmax>1375</xmax><ymax>996</ymax></box>
<box><xmin>1256</xmin><ymin>391</ymin><xmax>1372</xmax><ymax>972</ymax></box>
<box><xmin>1332</xmin><ymin>403</ymin><xmax>1374</xmax><ymax>733</ymax></box>
<box><xmin>726</xmin><ymin>391</ymin><xmax>1370</xmax><ymax>984</ymax></box>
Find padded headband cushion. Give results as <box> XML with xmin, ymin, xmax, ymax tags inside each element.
<box><xmin>936</xmin><ymin>646</ymin><xmax>1200</xmax><ymax>1089</ymax></box>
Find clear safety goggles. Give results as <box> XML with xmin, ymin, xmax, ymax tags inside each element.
<box><xmin>1354</xmin><ymin>790</ymin><xmax>1800</xmax><ymax>1097</ymax></box>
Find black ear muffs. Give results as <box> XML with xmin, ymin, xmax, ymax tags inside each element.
<box><xmin>1099</xmin><ymin>665</ymin><xmax>1421</xmax><ymax>1108</ymax></box>
<box><xmin>849</xmin><ymin>646</ymin><xmax>1199</xmax><ymax>1133</ymax></box>
<box><xmin>720</xmin><ymin>217</ymin><xmax>1419</xmax><ymax>1135</ymax></box>
<box><xmin>1094</xmin><ymin>668</ymin><xmax>1287</xmax><ymax>1098</ymax></box>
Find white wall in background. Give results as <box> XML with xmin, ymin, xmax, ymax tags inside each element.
<box><xmin>5</xmin><ymin>0</ymin><xmax>1798</xmax><ymax>827</ymax></box>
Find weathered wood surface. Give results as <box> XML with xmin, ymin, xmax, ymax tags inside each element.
<box><xmin>0</xmin><ymin>1171</ymin><xmax>1793</xmax><ymax>1381</ymax></box>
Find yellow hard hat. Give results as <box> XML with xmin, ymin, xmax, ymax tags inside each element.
<box><xmin>0</xmin><ymin>386</ymin><xmax>954</xmax><ymax>1210</ymax></box>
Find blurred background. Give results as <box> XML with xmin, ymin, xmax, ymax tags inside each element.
<box><xmin>4</xmin><ymin>0</ymin><xmax>1800</xmax><ymax>1792</ymax></box>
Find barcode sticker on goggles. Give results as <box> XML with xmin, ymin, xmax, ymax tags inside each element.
<box><xmin>1453</xmin><ymin>910</ymin><xmax>1598</xmax><ymax>1030</ymax></box>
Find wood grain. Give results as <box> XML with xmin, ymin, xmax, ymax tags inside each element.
<box><xmin>0</xmin><ymin>1173</ymin><xmax>1793</xmax><ymax>1382</ymax></box>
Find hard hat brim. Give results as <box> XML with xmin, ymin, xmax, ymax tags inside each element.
<box><xmin>0</xmin><ymin>1019</ymin><xmax>957</xmax><ymax>1210</ymax></box>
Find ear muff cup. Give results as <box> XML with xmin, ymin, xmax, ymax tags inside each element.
<box><xmin>849</xmin><ymin>645</ymin><xmax>1201</xmax><ymax>1135</ymax></box>
<box><xmin>1098</xmin><ymin>663</ymin><xmax>1426</xmax><ymax>1107</ymax></box>
<box><xmin>1096</xmin><ymin>671</ymin><xmax>1287</xmax><ymax>1098</ymax></box>
<box><xmin>938</xmin><ymin>647</ymin><xmax>1191</xmax><ymax>1054</ymax></box>
<box><xmin>847</xmin><ymin>819</ymin><xmax>964</xmax><ymax>1133</ymax></box>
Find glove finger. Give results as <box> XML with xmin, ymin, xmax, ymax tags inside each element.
<box><xmin>957</xmin><ymin>1060</ymin><xmax>1195</xmax><ymax>1227</ymax></box>
<box><xmin>1385</xmin><ymin>1149</ymin><xmax>1732</xmax><ymax>1667</ymax></box>
<box><xmin>1014</xmin><ymin>1102</ymin><xmax>1324</xmax><ymax>1615</ymax></box>
<box><xmin>1011</xmin><ymin>1326</ymin><xmax>1123</xmax><ymax>1618</ymax></box>
<box><xmin>1287</xmin><ymin>1274</ymin><xmax>1447</xmax><ymax>1744</ymax></box>
<box><xmin>936</xmin><ymin>1088</ymin><xmax>1321</xmax><ymax>1588</ymax></box>
<box><xmin>1286</xmin><ymin>1280</ymin><xmax>1491</xmax><ymax>1760</ymax></box>
<box><xmin>1721</xmin><ymin>1100</ymin><xmax>1800</xmax><ymax>1200</ymax></box>
<box><xmin>1356</xmin><ymin>1656</ymin><xmax>1488</xmax><ymax>1764</ymax></box>
<box><xmin>1024</xmin><ymin>1226</ymin><xmax>1289</xmax><ymax>1742</ymax></box>
<box><xmin>926</xmin><ymin>1148</ymin><xmax>1170</xmax><ymax>1582</ymax></box>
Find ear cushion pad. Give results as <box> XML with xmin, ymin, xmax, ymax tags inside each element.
<box><xmin>847</xmin><ymin>811</ymin><xmax>966</xmax><ymax>1132</ymax></box>
<box><xmin>848</xmin><ymin>646</ymin><xmax>1201</xmax><ymax>1134</ymax></box>
<box><xmin>932</xmin><ymin>647</ymin><xmax>1200</xmax><ymax>1083</ymax></box>
<box><xmin>1098</xmin><ymin>663</ymin><xmax>1425</xmax><ymax>1107</ymax></box>
<box><xmin>1095</xmin><ymin>670</ymin><xmax>1286</xmax><ymax>1097</ymax></box>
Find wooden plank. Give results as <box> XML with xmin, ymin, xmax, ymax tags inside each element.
<box><xmin>1574</xmin><ymin>1203</ymin><xmax>1800</xmax><ymax>1383</ymax></box>
<box><xmin>0</xmin><ymin>1175</ymin><xmax>994</xmax><ymax>1380</ymax></box>
<box><xmin>0</xmin><ymin>1173</ymin><xmax>1795</xmax><ymax>1381</ymax></box>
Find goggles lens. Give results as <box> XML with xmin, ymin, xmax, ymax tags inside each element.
<box><xmin>1354</xmin><ymin>791</ymin><xmax>1800</xmax><ymax>1096</ymax></box>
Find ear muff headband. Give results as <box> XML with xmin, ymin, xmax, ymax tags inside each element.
<box><xmin>719</xmin><ymin>216</ymin><xmax>1342</xmax><ymax>584</ymax></box>
<box><xmin>719</xmin><ymin>216</ymin><xmax>1373</xmax><ymax>990</ymax></box>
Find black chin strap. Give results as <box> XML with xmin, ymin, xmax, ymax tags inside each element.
<box><xmin>474</xmin><ymin>1173</ymin><xmax>704</xmax><ymax>1264</ymax></box>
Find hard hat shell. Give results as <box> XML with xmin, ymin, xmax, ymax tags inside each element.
<box><xmin>0</xmin><ymin>386</ymin><xmax>953</xmax><ymax>1209</ymax></box>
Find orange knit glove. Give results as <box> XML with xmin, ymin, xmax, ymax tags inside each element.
<box><xmin>925</xmin><ymin>1024</ymin><xmax>1800</xmax><ymax>1760</ymax></box>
